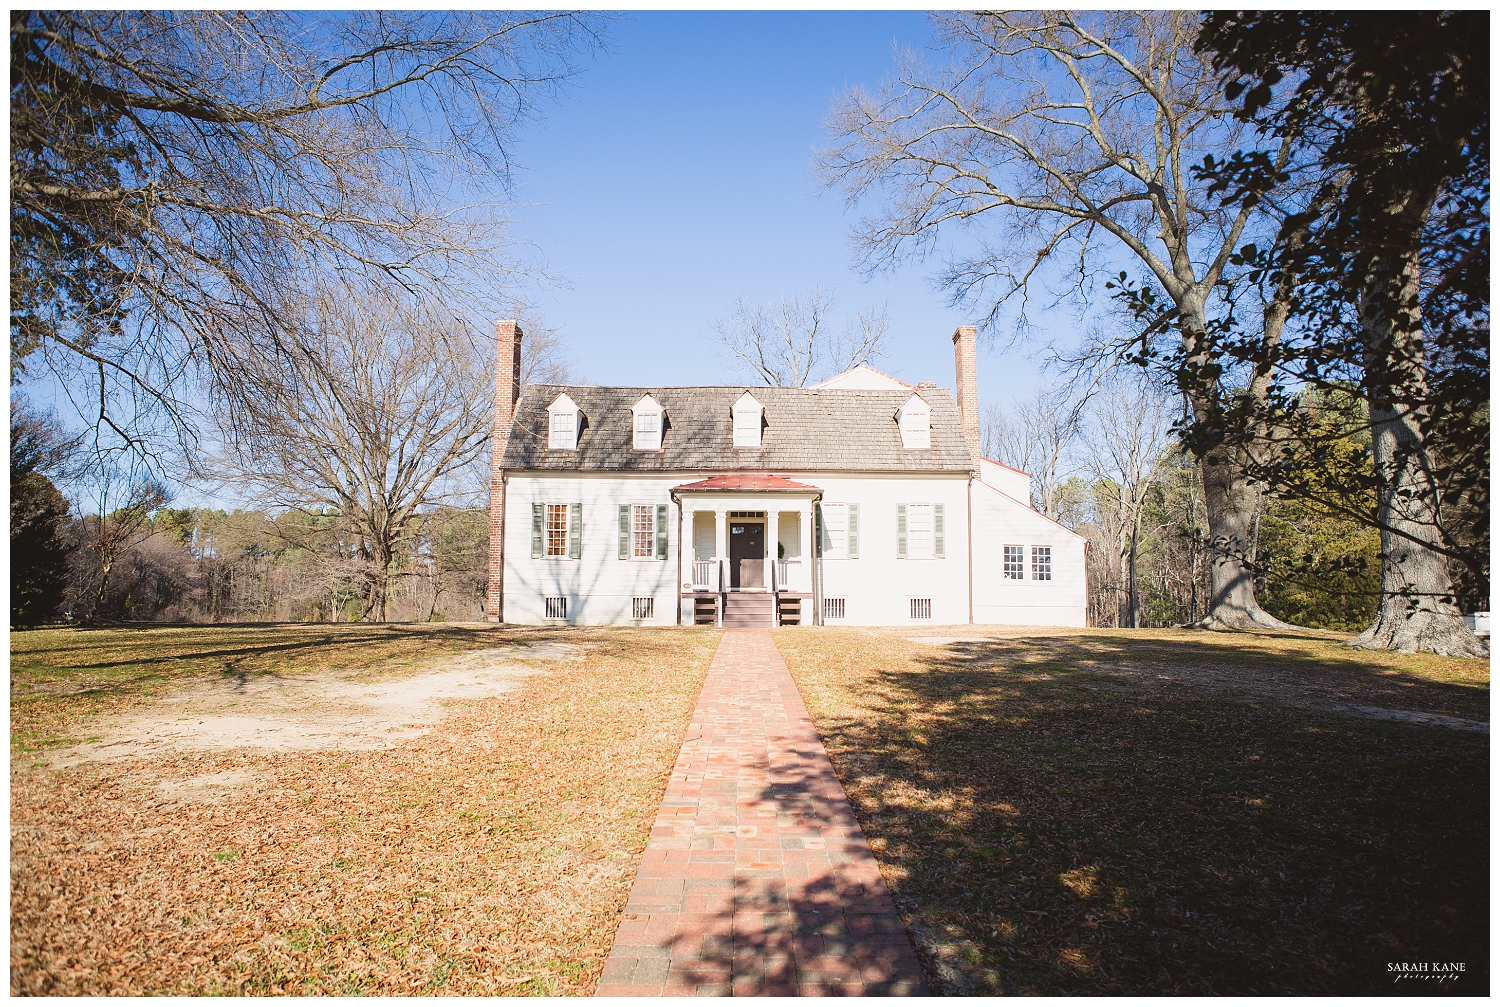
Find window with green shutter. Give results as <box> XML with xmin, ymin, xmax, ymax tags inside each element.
<box><xmin>618</xmin><ymin>505</ymin><xmax>630</xmax><ymax>559</ymax></box>
<box><xmin>569</xmin><ymin>502</ymin><xmax>582</xmax><ymax>559</ymax></box>
<box><xmin>904</xmin><ymin>502</ymin><xmax>935</xmax><ymax>559</ymax></box>
<box><xmin>897</xmin><ymin>503</ymin><xmax>907</xmax><ymax>559</ymax></box>
<box><xmin>531</xmin><ymin>503</ymin><xmax>543</xmax><ymax>558</ymax></box>
<box><xmin>655</xmin><ymin>504</ymin><xmax>669</xmax><ymax>560</ymax></box>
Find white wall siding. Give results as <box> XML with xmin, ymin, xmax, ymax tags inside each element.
<box><xmin>979</xmin><ymin>458</ymin><xmax>1033</xmax><ymax>504</ymax></box>
<box><xmin>970</xmin><ymin>481</ymin><xmax>1087</xmax><ymax>626</ymax></box>
<box><xmin>503</xmin><ymin>473</ymin><xmax>682</xmax><ymax>625</ymax></box>
<box><xmin>808</xmin><ymin>473</ymin><xmax>972</xmax><ymax>627</ymax></box>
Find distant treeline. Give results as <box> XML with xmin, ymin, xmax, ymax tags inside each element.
<box><xmin>29</xmin><ymin>505</ymin><xmax>488</xmax><ymax>625</ymax></box>
<box><xmin>1072</xmin><ymin>447</ymin><xmax>1382</xmax><ymax>632</ymax></box>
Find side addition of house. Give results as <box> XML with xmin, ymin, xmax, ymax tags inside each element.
<box><xmin>484</xmin><ymin>324</ymin><xmax>1087</xmax><ymax>627</ymax></box>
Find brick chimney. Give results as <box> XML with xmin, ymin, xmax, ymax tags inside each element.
<box><xmin>952</xmin><ymin>325</ymin><xmax>981</xmax><ymax>470</ymax></box>
<box><xmin>486</xmin><ymin>319</ymin><xmax>524</xmax><ymax>621</ymax></box>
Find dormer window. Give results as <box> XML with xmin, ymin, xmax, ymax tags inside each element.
<box><xmin>548</xmin><ymin>392</ymin><xmax>579</xmax><ymax>451</ymax></box>
<box><xmin>898</xmin><ymin>394</ymin><xmax>932</xmax><ymax>450</ymax></box>
<box><xmin>732</xmin><ymin>391</ymin><xmax>763</xmax><ymax>449</ymax></box>
<box><xmin>632</xmin><ymin>394</ymin><xmax>664</xmax><ymax>451</ymax></box>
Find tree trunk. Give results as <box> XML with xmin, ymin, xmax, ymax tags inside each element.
<box><xmin>1128</xmin><ymin>520</ymin><xmax>1140</xmax><ymax>628</ymax></box>
<box><xmin>1176</xmin><ymin>293</ymin><xmax>1292</xmax><ymax>631</ymax></box>
<box><xmin>1350</xmin><ymin>244</ymin><xmax>1487</xmax><ymax>657</ymax></box>
<box><xmin>94</xmin><ymin>556</ymin><xmax>113</xmax><ymax>619</ymax></box>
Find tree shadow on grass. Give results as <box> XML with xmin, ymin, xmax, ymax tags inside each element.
<box><xmin>8</xmin><ymin>624</ymin><xmax>659</xmax><ymax>713</ymax></box>
<box><xmin>809</xmin><ymin>635</ymin><xmax>1489</xmax><ymax>995</ymax></box>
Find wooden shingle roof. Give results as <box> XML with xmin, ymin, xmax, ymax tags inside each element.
<box><xmin>501</xmin><ymin>384</ymin><xmax>974</xmax><ymax>473</ymax></box>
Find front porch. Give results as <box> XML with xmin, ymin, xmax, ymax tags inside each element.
<box><xmin>670</xmin><ymin>475</ymin><xmax>821</xmax><ymax>628</ymax></box>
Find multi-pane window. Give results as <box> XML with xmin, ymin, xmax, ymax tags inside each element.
<box><xmin>820</xmin><ymin>502</ymin><xmax>849</xmax><ymax>560</ymax></box>
<box><xmin>898</xmin><ymin>396</ymin><xmax>931</xmax><ymax>450</ymax></box>
<box><xmin>897</xmin><ymin>503</ymin><xmax>943</xmax><ymax>559</ymax></box>
<box><xmin>546</xmin><ymin>504</ymin><xmax>569</xmax><ymax>557</ymax></box>
<box><xmin>1032</xmin><ymin>545</ymin><xmax>1052</xmax><ymax>581</ymax></box>
<box><xmin>633</xmin><ymin>411</ymin><xmax>660</xmax><ymax>450</ymax></box>
<box><xmin>733</xmin><ymin>392</ymin><xmax>763</xmax><ymax>448</ymax></box>
<box><xmin>906</xmin><ymin>503</ymin><xmax>934</xmax><ymax>559</ymax></box>
<box><xmin>549</xmin><ymin>410</ymin><xmax>576</xmax><ymax>450</ymax></box>
<box><xmin>733</xmin><ymin>413</ymin><xmax>759</xmax><ymax>447</ymax></box>
<box><xmin>632</xmin><ymin>504</ymin><xmax>655</xmax><ymax>558</ymax></box>
<box><xmin>1003</xmin><ymin>545</ymin><xmax>1025</xmax><ymax>579</ymax></box>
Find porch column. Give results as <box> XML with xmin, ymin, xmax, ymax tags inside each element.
<box><xmin>800</xmin><ymin>502</ymin><xmax>815</xmax><ymax>583</ymax></box>
<box><xmin>678</xmin><ymin>504</ymin><xmax>692</xmax><ymax>623</ymax></box>
<box><xmin>715</xmin><ymin>509</ymin><xmax>728</xmax><ymax>590</ymax></box>
<box><xmin>767</xmin><ymin>509</ymin><xmax>780</xmax><ymax>589</ymax></box>
<box><xmin>804</xmin><ymin>500</ymin><xmax>818</xmax><ymax>622</ymax></box>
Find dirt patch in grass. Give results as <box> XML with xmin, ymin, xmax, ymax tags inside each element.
<box><xmin>11</xmin><ymin>623</ymin><xmax>720</xmax><ymax>995</ymax></box>
<box><xmin>774</xmin><ymin>625</ymin><xmax>1489</xmax><ymax>996</ymax></box>
<box><xmin>38</xmin><ymin>642</ymin><xmax>580</xmax><ymax>763</ymax></box>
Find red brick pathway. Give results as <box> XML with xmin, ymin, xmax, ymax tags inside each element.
<box><xmin>596</xmin><ymin>629</ymin><xmax>928</xmax><ymax>997</ymax></box>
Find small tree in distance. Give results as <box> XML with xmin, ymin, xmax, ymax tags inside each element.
<box><xmin>712</xmin><ymin>287</ymin><xmax>892</xmax><ymax>387</ymax></box>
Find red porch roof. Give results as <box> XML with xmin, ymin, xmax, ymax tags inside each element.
<box><xmin>672</xmin><ymin>474</ymin><xmax>822</xmax><ymax>493</ymax></box>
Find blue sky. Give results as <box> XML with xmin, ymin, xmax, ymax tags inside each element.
<box><xmin>503</xmin><ymin>11</ymin><xmax>1060</xmax><ymax>402</ymax></box>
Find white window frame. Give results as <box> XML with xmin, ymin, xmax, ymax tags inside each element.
<box><xmin>545</xmin><ymin>503</ymin><xmax>571</xmax><ymax>558</ymax></box>
<box><xmin>632</xmin><ymin>394</ymin><xmax>664</xmax><ymax>451</ymax></box>
<box><xmin>732</xmin><ymin>391</ymin><xmax>763</xmax><ymax>448</ymax></box>
<box><xmin>820</xmin><ymin>502</ymin><xmax>849</xmax><ymax>560</ymax></box>
<box><xmin>898</xmin><ymin>395</ymin><xmax>932</xmax><ymax>450</ymax></box>
<box><xmin>631</xmin><ymin>504</ymin><xmax>656</xmax><ymax>559</ymax></box>
<box><xmin>1003</xmin><ymin>544</ymin><xmax>1025</xmax><ymax>580</ymax></box>
<box><xmin>547</xmin><ymin>393</ymin><xmax>579</xmax><ymax>451</ymax></box>
<box><xmin>905</xmin><ymin>502</ymin><xmax>935</xmax><ymax>560</ymax></box>
<box><xmin>1032</xmin><ymin>545</ymin><xmax>1052</xmax><ymax>581</ymax></box>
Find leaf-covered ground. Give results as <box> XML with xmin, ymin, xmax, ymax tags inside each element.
<box><xmin>11</xmin><ymin>623</ymin><xmax>719</xmax><ymax>995</ymax></box>
<box><xmin>772</xmin><ymin>625</ymin><xmax>1489</xmax><ymax>996</ymax></box>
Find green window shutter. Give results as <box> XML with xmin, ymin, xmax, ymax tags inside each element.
<box><xmin>897</xmin><ymin>503</ymin><xmax>908</xmax><ymax>559</ymax></box>
<box><xmin>618</xmin><ymin>505</ymin><xmax>630</xmax><ymax>559</ymax></box>
<box><xmin>815</xmin><ymin>505</ymin><xmax>824</xmax><ymax>557</ymax></box>
<box><xmin>655</xmin><ymin>504</ymin><xmax>669</xmax><ymax>560</ymax></box>
<box><xmin>934</xmin><ymin>503</ymin><xmax>945</xmax><ymax>559</ymax></box>
<box><xmin>569</xmin><ymin>502</ymin><xmax>582</xmax><ymax>559</ymax></box>
<box><xmin>531</xmin><ymin>503</ymin><xmax>543</xmax><ymax>558</ymax></box>
<box><xmin>848</xmin><ymin>503</ymin><xmax>860</xmax><ymax>559</ymax></box>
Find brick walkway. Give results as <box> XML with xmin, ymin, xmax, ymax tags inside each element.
<box><xmin>596</xmin><ymin>629</ymin><xmax>928</xmax><ymax>997</ymax></box>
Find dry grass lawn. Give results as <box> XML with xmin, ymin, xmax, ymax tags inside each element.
<box><xmin>772</xmin><ymin>625</ymin><xmax>1489</xmax><ymax>996</ymax></box>
<box><xmin>11</xmin><ymin>623</ymin><xmax>720</xmax><ymax>995</ymax></box>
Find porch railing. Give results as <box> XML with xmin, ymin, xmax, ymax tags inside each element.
<box><xmin>691</xmin><ymin>559</ymin><xmax>717</xmax><ymax>590</ymax></box>
<box><xmin>776</xmin><ymin>558</ymin><xmax>803</xmax><ymax>592</ymax></box>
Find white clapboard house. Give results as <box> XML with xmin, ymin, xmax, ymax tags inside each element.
<box><xmin>484</xmin><ymin>324</ymin><xmax>1086</xmax><ymax>627</ymax></box>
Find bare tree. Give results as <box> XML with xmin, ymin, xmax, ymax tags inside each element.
<box><xmin>712</xmin><ymin>288</ymin><xmax>892</xmax><ymax>387</ymax></box>
<box><xmin>11</xmin><ymin>10</ymin><xmax>604</xmax><ymax>454</ymax></box>
<box><xmin>216</xmin><ymin>288</ymin><xmax>495</xmax><ymax>622</ymax></box>
<box><xmin>69</xmin><ymin>458</ymin><xmax>170</xmax><ymax>619</ymax></box>
<box><xmin>1082</xmin><ymin>376</ymin><xmax>1173</xmax><ymax>628</ymax></box>
<box><xmin>510</xmin><ymin>307</ymin><xmax>579</xmax><ymax>385</ymax></box>
<box><xmin>981</xmin><ymin>386</ymin><xmax>1084</xmax><ymax>519</ymax></box>
<box><xmin>820</xmin><ymin>11</ymin><xmax>1309</xmax><ymax>629</ymax></box>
